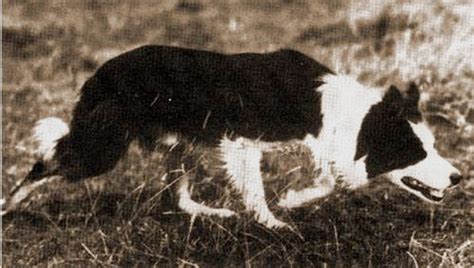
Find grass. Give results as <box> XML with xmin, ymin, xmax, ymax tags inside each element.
<box><xmin>2</xmin><ymin>0</ymin><xmax>473</xmax><ymax>266</ymax></box>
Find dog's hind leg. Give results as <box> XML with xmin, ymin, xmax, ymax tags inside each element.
<box><xmin>220</xmin><ymin>137</ymin><xmax>288</xmax><ymax>229</ymax></box>
<box><xmin>164</xmin><ymin>142</ymin><xmax>236</xmax><ymax>218</ymax></box>
<box><xmin>54</xmin><ymin>100</ymin><xmax>134</xmax><ymax>181</ymax></box>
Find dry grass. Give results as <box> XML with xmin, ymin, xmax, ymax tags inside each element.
<box><xmin>2</xmin><ymin>0</ymin><xmax>473</xmax><ymax>266</ymax></box>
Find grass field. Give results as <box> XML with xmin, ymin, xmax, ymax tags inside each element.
<box><xmin>2</xmin><ymin>0</ymin><xmax>473</xmax><ymax>266</ymax></box>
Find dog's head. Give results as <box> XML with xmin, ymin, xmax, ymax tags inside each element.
<box><xmin>354</xmin><ymin>83</ymin><xmax>462</xmax><ymax>202</ymax></box>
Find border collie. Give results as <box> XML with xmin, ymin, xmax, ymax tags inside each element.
<box><xmin>5</xmin><ymin>46</ymin><xmax>463</xmax><ymax>228</ymax></box>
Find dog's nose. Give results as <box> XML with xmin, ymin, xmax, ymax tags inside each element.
<box><xmin>449</xmin><ymin>173</ymin><xmax>462</xmax><ymax>186</ymax></box>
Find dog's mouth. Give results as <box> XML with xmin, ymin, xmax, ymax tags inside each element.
<box><xmin>401</xmin><ymin>176</ymin><xmax>444</xmax><ymax>202</ymax></box>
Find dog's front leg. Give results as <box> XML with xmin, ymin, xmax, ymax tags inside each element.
<box><xmin>278</xmin><ymin>138</ymin><xmax>336</xmax><ymax>208</ymax></box>
<box><xmin>278</xmin><ymin>157</ymin><xmax>335</xmax><ymax>209</ymax></box>
<box><xmin>220</xmin><ymin>137</ymin><xmax>288</xmax><ymax>229</ymax></box>
<box><xmin>277</xmin><ymin>176</ymin><xmax>335</xmax><ymax>209</ymax></box>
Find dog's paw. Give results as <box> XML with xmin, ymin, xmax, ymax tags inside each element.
<box><xmin>256</xmin><ymin>213</ymin><xmax>291</xmax><ymax>229</ymax></box>
<box><xmin>264</xmin><ymin>218</ymin><xmax>290</xmax><ymax>229</ymax></box>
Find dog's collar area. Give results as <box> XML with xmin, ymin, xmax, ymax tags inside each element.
<box><xmin>401</xmin><ymin>176</ymin><xmax>443</xmax><ymax>202</ymax></box>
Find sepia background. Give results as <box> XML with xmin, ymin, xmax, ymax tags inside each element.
<box><xmin>3</xmin><ymin>0</ymin><xmax>473</xmax><ymax>266</ymax></box>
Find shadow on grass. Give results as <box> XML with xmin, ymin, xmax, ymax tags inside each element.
<box><xmin>3</xmin><ymin>184</ymin><xmax>470</xmax><ymax>266</ymax></box>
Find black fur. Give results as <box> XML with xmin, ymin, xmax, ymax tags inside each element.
<box><xmin>354</xmin><ymin>84</ymin><xmax>426</xmax><ymax>178</ymax></box>
<box><xmin>48</xmin><ymin>46</ymin><xmax>332</xmax><ymax>182</ymax></box>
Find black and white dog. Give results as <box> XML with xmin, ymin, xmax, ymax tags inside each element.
<box><xmin>7</xmin><ymin>46</ymin><xmax>463</xmax><ymax>228</ymax></box>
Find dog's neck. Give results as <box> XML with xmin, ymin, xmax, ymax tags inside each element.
<box><xmin>305</xmin><ymin>75</ymin><xmax>383</xmax><ymax>187</ymax></box>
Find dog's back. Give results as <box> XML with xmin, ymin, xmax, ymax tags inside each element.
<box><xmin>76</xmin><ymin>46</ymin><xmax>332</xmax><ymax>143</ymax></box>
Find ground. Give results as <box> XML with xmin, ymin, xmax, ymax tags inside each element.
<box><xmin>2</xmin><ymin>0</ymin><xmax>473</xmax><ymax>266</ymax></box>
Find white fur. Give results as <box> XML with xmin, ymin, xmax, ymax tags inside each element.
<box><xmin>33</xmin><ymin>117</ymin><xmax>69</xmax><ymax>161</ymax></box>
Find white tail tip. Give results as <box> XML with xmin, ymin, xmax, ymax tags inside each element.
<box><xmin>33</xmin><ymin>117</ymin><xmax>69</xmax><ymax>160</ymax></box>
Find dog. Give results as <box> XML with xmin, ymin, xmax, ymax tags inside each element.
<box><xmin>5</xmin><ymin>46</ymin><xmax>463</xmax><ymax>228</ymax></box>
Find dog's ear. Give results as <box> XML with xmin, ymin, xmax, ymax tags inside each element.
<box><xmin>404</xmin><ymin>82</ymin><xmax>422</xmax><ymax>122</ymax></box>
<box><xmin>382</xmin><ymin>85</ymin><xmax>406</xmax><ymax>118</ymax></box>
<box><xmin>383</xmin><ymin>84</ymin><xmax>422</xmax><ymax>122</ymax></box>
<box><xmin>406</xmin><ymin>82</ymin><xmax>420</xmax><ymax>105</ymax></box>
<box><xmin>353</xmin><ymin>87</ymin><xmax>402</xmax><ymax>161</ymax></box>
<box><xmin>383</xmin><ymin>85</ymin><xmax>404</xmax><ymax>105</ymax></box>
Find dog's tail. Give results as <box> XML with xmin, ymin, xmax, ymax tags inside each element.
<box><xmin>2</xmin><ymin>117</ymin><xmax>69</xmax><ymax>213</ymax></box>
<box><xmin>33</xmin><ymin>117</ymin><xmax>70</xmax><ymax>161</ymax></box>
